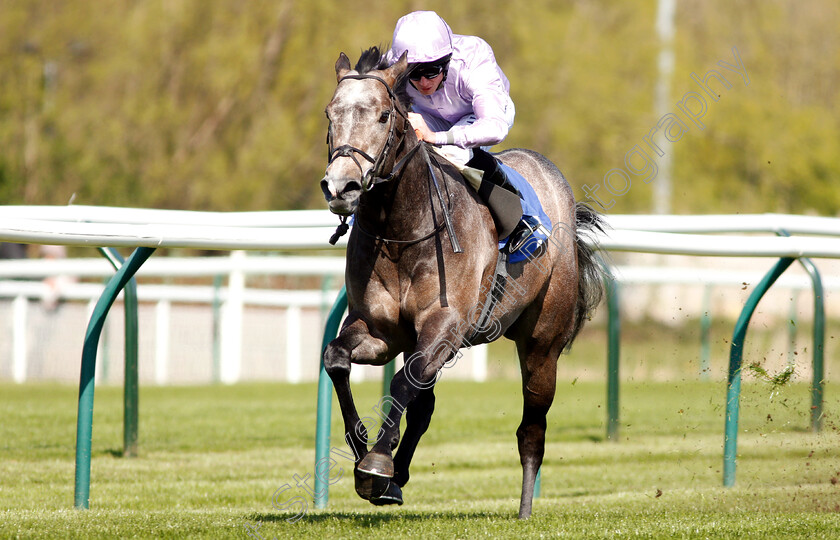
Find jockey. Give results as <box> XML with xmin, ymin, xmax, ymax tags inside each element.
<box><xmin>385</xmin><ymin>10</ymin><xmax>542</xmax><ymax>255</ymax></box>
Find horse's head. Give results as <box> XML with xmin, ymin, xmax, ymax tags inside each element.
<box><xmin>321</xmin><ymin>50</ymin><xmax>409</xmax><ymax>216</ymax></box>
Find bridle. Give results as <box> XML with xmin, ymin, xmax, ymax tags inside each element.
<box><xmin>325</xmin><ymin>72</ymin><xmax>461</xmax><ymax>253</ymax></box>
<box><xmin>326</xmin><ymin>74</ymin><xmax>418</xmax><ymax>192</ymax></box>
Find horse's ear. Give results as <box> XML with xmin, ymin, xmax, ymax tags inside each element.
<box><xmin>336</xmin><ymin>52</ymin><xmax>351</xmax><ymax>82</ymax></box>
<box><xmin>381</xmin><ymin>51</ymin><xmax>408</xmax><ymax>87</ymax></box>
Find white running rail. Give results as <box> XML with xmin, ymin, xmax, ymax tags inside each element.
<box><xmin>2</xmin><ymin>206</ymin><xmax>840</xmax><ymax>385</ymax></box>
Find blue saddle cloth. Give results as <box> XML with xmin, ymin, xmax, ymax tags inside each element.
<box><xmin>497</xmin><ymin>163</ymin><xmax>552</xmax><ymax>263</ymax></box>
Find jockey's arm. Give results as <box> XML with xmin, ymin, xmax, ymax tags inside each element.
<box><xmin>435</xmin><ymin>91</ymin><xmax>511</xmax><ymax>148</ymax></box>
<box><xmin>436</xmin><ymin>46</ymin><xmax>513</xmax><ymax>149</ymax></box>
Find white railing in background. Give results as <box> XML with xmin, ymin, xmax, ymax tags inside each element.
<box><xmin>608</xmin><ymin>213</ymin><xmax>840</xmax><ymax>236</ymax></box>
<box><xmin>0</xmin><ymin>254</ymin><xmax>346</xmax><ymax>278</ymax></box>
<box><xmin>0</xmin><ymin>277</ymin><xmax>339</xmax><ymax>385</ymax></box>
<box><xmin>3</xmin><ymin>257</ymin><xmax>838</xmax><ymax>385</ymax></box>
<box><xmin>0</xmin><ymin>253</ymin><xmax>493</xmax><ymax>384</ymax></box>
<box><xmin>2</xmin><ymin>206</ymin><xmax>840</xmax><ymax>385</ymax></box>
<box><xmin>0</xmin><ymin>206</ymin><xmax>342</xmax><ymax>250</ymax></box>
<box><xmin>0</xmin><ymin>253</ymin><xmax>347</xmax><ymax>384</ymax></box>
<box><xmin>5</xmin><ymin>206</ymin><xmax>838</xmax><ymax>235</ymax></box>
<box><xmin>4</xmin><ymin>206</ymin><xmax>840</xmax><ymax>255</ymax></box>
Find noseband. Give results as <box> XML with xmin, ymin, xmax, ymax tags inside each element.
<box><xmin>327</xmin><ymin>74</ymin><xmax>414</xmax><ymax>192</ymax></box>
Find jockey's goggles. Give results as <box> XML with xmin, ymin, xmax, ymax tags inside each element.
<box><xmin>408</xmin><ymin>56</ymin><xmax>451</xmax><ymax>81</ymax></box>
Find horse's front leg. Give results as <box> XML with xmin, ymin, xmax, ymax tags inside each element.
<box><xmin>323</xmin><ymin>314</ymin><xmax>393</xmax><ymax>499</ymax></box>
<box><xmin>358</xmin><ymin>311</ymin><xmax>461</xmax><ymax>484</ymax></box>
<box><xmin>368</xmin><ymin>386</ymin><xmax>436</xmax><ymax>506</ymax></box>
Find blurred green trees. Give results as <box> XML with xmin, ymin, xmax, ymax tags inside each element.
<box><xmin>1</xmin><ymin>0</ymin><xmax>837</xmax><ymax>215</ymax></box>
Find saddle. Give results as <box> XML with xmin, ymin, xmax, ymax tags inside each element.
<box><xmin>436</xmin><ymin>147</ymin><xmax>552</xmax><ymax>264</ymax></box>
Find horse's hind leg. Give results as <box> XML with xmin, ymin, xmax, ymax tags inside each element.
<box><xmin>515</xmin><ymin>342</ymin><xmax>559</xmax><ymax>519</ymax></box>
<box><xmin>393</xmin><ymin>387</ymin><xmax>435</xmax><ymax>487</ymax></box>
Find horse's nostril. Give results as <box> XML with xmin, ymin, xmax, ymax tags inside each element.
<box><xmin>320</xmin><ymin>178</ymin><xmax>334</xmax><ymax>199</ymax></box>
<box><xmin>322</xmin><ymin>177</ymin><xmax>362</xmax><ymax>202</ymax></box>
<box><xmin>342</xmin><ymin>180</ymin><xmax>362</xmax><ymax>195</ymax></box>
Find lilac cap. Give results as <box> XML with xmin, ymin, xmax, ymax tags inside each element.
<box><xmin>386</xmin><ymin>11</ymin><xmax>453</xmax><ymax>65</ymax></box>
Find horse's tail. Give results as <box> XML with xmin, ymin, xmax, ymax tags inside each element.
<box><xmin>568</xmin><ymin>202</ymin><xmax>609</xmax><ymax>346</ymax></box>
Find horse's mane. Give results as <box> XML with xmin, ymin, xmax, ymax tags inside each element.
<box><xmin>354</xmin><ymin>46</ymin><xmax>388</xmax><ymax>74</ymax></box>
<box><xmin>354</xmin><ymin>46</ymin><xmax>412</xmax><ymax>110</ymax></box>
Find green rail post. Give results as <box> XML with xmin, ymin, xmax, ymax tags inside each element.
<box><xmin>775</xmin><ymin>229</ymin><xmax>825</xmax><ymax>432</ymax></box>
<box><xmin>100</xmin><ymin>310</ymin><xmax>110</xmax><ymax>383</ymax></box>
<box><xmin>606</xmin><ymin>276</ymin><xmax>620</xmax><ymax>441</ymax></box>
<box><xmin>98</xmin><ymin>247</ymin><xmax>140</xmax><ymax>458</ymax></box>
<box><xmin>723</xmin><ymin>256</ymin><xmax>795</xmax><ymax>487</ymax></box>
<box><xmin>122</xmin><ymin>271</ymin><xmax>139</xmax><ymax>457</ymax></box>
<box><xmin>797</xmin><ymin>257</ymin><xmax>825</xmax><ymax>432</ymax></box>
<box><xmin>75</xmin><ymin>246</ymin><xmax>154</xmax><ymax>509</ymax></box>
<box><xmin>314</xmin><ymin>286</ymin><xmax>347</xmax><ymax>509</ymax></box>
<box><xmin>787</xmin><ymin>290</ymin><xmax>799</xmax><ymax>367</ymax></box>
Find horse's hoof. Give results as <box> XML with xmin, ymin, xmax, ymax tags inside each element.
<box><xmin>354</xmin><ymin>468</ymin><xmax>390</xmax><ymax>500</ymax></box>
<box><xmin>370</xmin><ymin>481</ymin><xmax>403</xmax><ymax>506</ymax></box>
<box><xmin>357</xmin><ymin>452</ymin><xmax>394</xmax><ymax>478</ymax></box>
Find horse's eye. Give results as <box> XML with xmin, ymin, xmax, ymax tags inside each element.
<box><xmin>379</xmin><ymin>111</ymin><xmax>391</xmax><ymax>124</ymax></box>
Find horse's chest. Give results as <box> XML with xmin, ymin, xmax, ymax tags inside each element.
<box><xmin>354</xmin><ymin>270</ymin><xmax>438</xmax><ymax>323</ymax></box>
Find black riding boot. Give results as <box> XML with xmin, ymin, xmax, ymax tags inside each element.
<box><xmin>467</xmin><ymin>148</ymin><xmax>543</xmax><ymax>254</ymax></box>
<box><xmin>466</xmin><ymin>149</ymin><xmax>523</xmax><ymax>239</ymax></box>
<box><xmin>467</xmin><ymin>148</ymin><xmax>520</xmax><ymax>195</ymax></box>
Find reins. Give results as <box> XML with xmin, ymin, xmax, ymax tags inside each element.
<box><xmin>326</xmin><ymin>73</ymin><xmax>462</xmax><ymax>253</ymax></box>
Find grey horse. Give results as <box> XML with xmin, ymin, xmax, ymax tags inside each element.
<box><xmin>320</xmin><ymin>47</ymin><xmax>605</xmax><ymax>519</ymax></box>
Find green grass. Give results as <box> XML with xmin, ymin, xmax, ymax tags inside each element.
<box><xmin>1</xmin><ymin>380</ymin><xmax>839</xmax><ymax>539</ymax></box>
